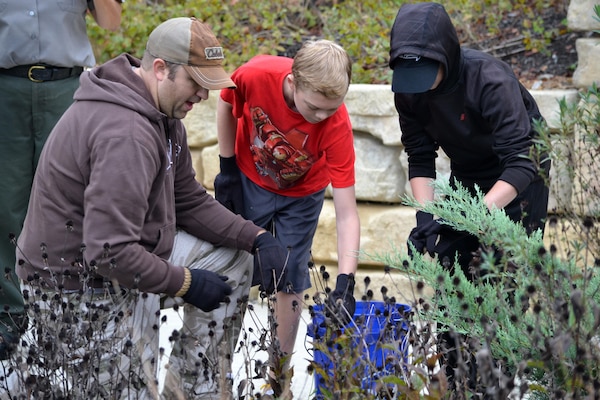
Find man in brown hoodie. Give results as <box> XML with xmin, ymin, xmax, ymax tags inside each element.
<box><xmin>15</xmin><ymin>17</ymin><xmax>287</xmax><ymax>399</ymax></box>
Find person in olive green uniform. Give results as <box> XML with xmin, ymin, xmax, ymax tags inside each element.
<box><xmin>0</xmin><ymin>0</ymin><xmax>122</xmax><ymax>358</ymax></box>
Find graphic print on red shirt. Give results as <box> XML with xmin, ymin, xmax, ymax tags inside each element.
<box><xmin>250</xmin><ymin>107</ymin><xmax>314</xmax><ymax>189</ymax></box>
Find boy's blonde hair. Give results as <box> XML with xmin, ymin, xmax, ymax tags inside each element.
<box><xmin>291</xmin><ymin>39</ymin><xmax>352</xmax><ymax>99</ymax></box>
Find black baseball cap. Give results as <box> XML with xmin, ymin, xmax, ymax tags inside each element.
<box><xmin>391</xmin><ymin>54</ymin><xmax>440</xmax><ymax>94</ymax></box>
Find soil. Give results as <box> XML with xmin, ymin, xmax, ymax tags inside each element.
<box><xmin>455</xmin><ymin>5</ymin><xmax>587</xmax><ymax>90</ymax></box>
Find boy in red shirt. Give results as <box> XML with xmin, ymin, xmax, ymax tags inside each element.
<box><xmin>216</xmin><ymin>40</ymin><xmax>360</xmax><ymax>395</ymax></box>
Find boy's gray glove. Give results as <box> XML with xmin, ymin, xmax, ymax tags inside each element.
<box><xmin>326</xmin><ymin>273</ymin><xmax>356</xmax><ymax>326</ymax></box>
<box><xmin>214</xmin><ymin>155</ymin><xmax>245</xmax><ymax>215</ymax></box>
<box><xmin>182</xmin><ymin>269</ymin><xmax>232</xmax><ymax>312</ymax></box>
<box><xmin>252</xmin><ymin>233</ymin><xmax>288</xmax><ymax>293</ymax></box>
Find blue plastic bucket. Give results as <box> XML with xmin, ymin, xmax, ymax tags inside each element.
<box><xmin>306</xmin><ymin>301</ymin><xmax>411</xmax><ymax>398</ymax></box>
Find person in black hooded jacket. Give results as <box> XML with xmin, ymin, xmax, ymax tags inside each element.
<box><xmin>389</xmin><ymin>1</ymin><xmax>550</xmax><ymax>390</ymax></box>
<box><xmin>390</xmin><ymin>2</ymin><xmax>550</xmax><ymax>267</ymax></box>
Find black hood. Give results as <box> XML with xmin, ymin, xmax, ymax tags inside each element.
<box><xmin>389</xmin><ymin>2</ymin><xmax>461</xmax><ymax>91</ymax></box>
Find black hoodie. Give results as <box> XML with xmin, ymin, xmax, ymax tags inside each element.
<box><xmin>390</xmin><ymin>2</ymin><xmax>544</xmax><ymax>194</ymax></box>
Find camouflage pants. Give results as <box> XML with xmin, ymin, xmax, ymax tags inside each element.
<box><xmin>14</xmin><ymin>282</ymin><xmax>161</xmax><ymax>399</ymax></box>
<box><xmin>4</xmin><ymin>231</ymin><xmax>252</xmax><ymax>400</ymax></box>
<box><xmin>162</xmin><ymin>230</ymin><xmax>253</xmax><ymax>400</ymax></box>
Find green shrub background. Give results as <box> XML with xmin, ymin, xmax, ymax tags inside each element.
<box><xmin>87</xmin><ymin>0</ymin><xmax>566</xmax><ymax>84</ymax></box>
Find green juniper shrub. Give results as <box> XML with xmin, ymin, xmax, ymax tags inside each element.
<box><xmin>372</xmin><ymin>169</ymin><xmax>600</xmax><ymax>399</ymax></box>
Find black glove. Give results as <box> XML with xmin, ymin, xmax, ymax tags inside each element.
<box><xmin>252</xmin><ymin>233</ymin><xmax>288</xmax><ymax>293</ymax></box>
<box><xmin>214</xmin><ymin>155</ymin><xmax>245</xmax><ymax>215</ymax></box>
<box><xmin>182</xmin><ymin>269</ymin><xmax>232</xmax><ymax>312</ymax></box>
<box><xmin>326</xmin><ymin>273</ymin><xmax>356</xmax><ymax>327</ymax></box>
<box><xmin>407</xmin><ymin>211</ymin><xmax>444</xmax><ymax>257</ymax></box>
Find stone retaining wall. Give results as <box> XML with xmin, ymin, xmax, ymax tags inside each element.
<box><xmin>568</xmin><ymin>0</ymin><xmax>600</xmax><ymax>89</ymax></box>
<box><xmin>183</xmin><ymin>85</ymin><xmax>582</xmax><ymax>297</ymax></box>
<box><xmin>182</xmin><ymin>0</ymin><xmax>599</xmax><ymax>297</ymax></box>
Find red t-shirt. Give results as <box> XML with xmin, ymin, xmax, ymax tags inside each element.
<box><xmin>220</xmin><ymin>55</ymin><xmax>355</xmax><ymax>197</ymax></box>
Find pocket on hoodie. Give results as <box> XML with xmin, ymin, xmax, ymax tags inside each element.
<box><xmin>154</xmin><ymin>222</ymin><xmax>176</xmax><ymax>259</ymax></box>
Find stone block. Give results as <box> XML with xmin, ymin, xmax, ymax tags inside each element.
<box><xmin>183</xmin><ymin>90</ymin><xmax>219</xmax><ymax>148</ymax></box>
<box><xmin>200</xmin><ymin>144</ymin><xmax>219</xmax><ymax>190</ymax></box>
<box><xmin>572</xmin><ymin>38</ymin><xmax>600</xmax><ymax>89</ymax></box>
<box><xmin>354</xmin><ymin>132</ymin><xmax>406</xmax><ymax>203</ymax></box>
<box><xmin>567</xmin><ymin>0</ymin><xmax>600</xmax><ymax>31</ymax></box>
<box><xmin>529</xmin><ymin>89</ymin><xmax>581</xmax><ymax>130</ymax></box>
<box><xmin>311</xmin><ymin>200</ymin><xmax>416</xmax><ymax>267</ymax></box>
<box><xmin>345</xmin><ymin>84</ymin><xmax>402</xmax><ymax>145</ymax></box>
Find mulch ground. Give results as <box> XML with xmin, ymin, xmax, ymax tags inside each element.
<box><xmin>456</xmin><ymin>5</ymin><xmax>584</xmax><ymax>90</ymax></box>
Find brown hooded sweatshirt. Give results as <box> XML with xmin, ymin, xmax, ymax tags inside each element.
<box><xmin>16</xmin><ymin>54</ymin><xmax>261</xmax><ymax>296</ymax></box>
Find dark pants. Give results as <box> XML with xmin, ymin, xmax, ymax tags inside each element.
<box><xmin>0</xmin><ymin>73</ymin><xmax>80</xmax><ymax>345</ymax></box>
<box><xmin>240</xmin><ymin>175</ymin><xmax>325</xmax><ymax>293</ymax></box>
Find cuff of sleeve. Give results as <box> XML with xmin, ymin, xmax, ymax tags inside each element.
<box><xmin>174</xmin><ymin>268</ymin><xmax>192</xmax><ymax>297</ymax></box>
<box><xmin>499</xmin><ymin>165</ymin><xmax>537</xmax><ymax>195</ymax></box>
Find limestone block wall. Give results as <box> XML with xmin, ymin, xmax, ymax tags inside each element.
<box><xmin>185</xmin><ymin>85</ymin><xmax>579</xmax><ymax>278</ymax></box>
<box><xmin>567</xmin><ymin>0</ymin><xmax>600</xmax><ymax>217</ymax></box>
<box><xmin>182</xmin><ymin>2</ymin><xmax>598</xmax><ymax>297</ymax></box>
<box><xmin>190</xmin><ymin>88</ymin><xmax>582</xmax><ymax>204</ymax></box>
<box><xmin>568</xmin><ymin>0</ymin><xmax>600</xmax><ymax>89</ymax></box>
